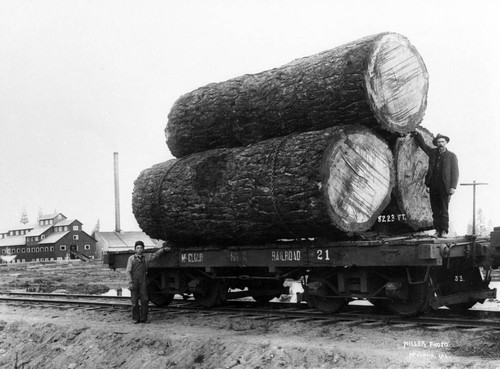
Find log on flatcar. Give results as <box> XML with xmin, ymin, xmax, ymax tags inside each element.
<box><xmin>133</xmin><ymin>126</ymin><xmax>396</xmax><ymax>245</ymax></box>
<box><xmin>166</xmin><ymin>32</ymin><xmax>429</xmax><ymax>158</ymax></box>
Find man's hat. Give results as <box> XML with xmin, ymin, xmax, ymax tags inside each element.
<box><xmin>432</xmin><ymin>133</ymin><xmax>450</xmax><ymax>146</ymax></box>
<box><xmin>134</xmin><ymin>240</ymin><xmax>145</xmax><ymax>247</ymax></box>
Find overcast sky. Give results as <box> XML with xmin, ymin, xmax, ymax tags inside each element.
<box><xmin>1</xmin><ymin>0</ymin><xmax>499</xmax><ymax>235</ymax></box>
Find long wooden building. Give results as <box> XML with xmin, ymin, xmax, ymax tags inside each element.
<box><xmin>0</xmin><ymin>213</ymin><xmax>97</xmax><ymax>263</ymax></box>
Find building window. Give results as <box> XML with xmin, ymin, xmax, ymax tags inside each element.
<box><xmin>60</xmin><ymin>245</ymin><xmax>66</xmax><ymax>251</ymax></box>
<box><xmin>73</xmin><ymin>225</ymin><xmax>79</xmax><ymax>231</ymax></box>
<box><xmin>45</xmin><ymin>247</ymin><xmax>48</xmax><ymax>252</ymax></box>
<box><xmin>21</xmin><ymin>249</ymin><xmax>25</xmax><ymax>253</ymax></box>
<box><xmin>17</xmin><ymin>248</ymin><xmax>20</xmax><ymax>253</ymax></box>
<box><xmin>64</xmin><ymin>226</ymin><xmax>68</xmax><ymax>231</ymax></box>
<box><xmin>50</xmin><ymin>246</ymin><xmax>54</xmax><ymax>251</ymax></box>
<box><xmin>41</xmin><ymin>235</ymin><xmax>45</xmax><ymax>240</ymax></box>
<box><xmin>1</xmin><ymin>250</ymin><xmax>4</xmax><ymax>255</ymax></box>
<box><xmin>84</xmin><ymin>244</ymin><xmax>90</xmax><ymax>250</ymax></box>
<box><xmin>34</xmin><ymin>236</ymin><xmax>39</xmax><ymax>241</ymax></box>
<box><xmin>26</xmin><ymin>248</ymin><xmax>30</xmax><ymax>253</ymax></box>
<box><xmin>73</xmin><ymin>235</ymin><xmax>79</xmax><ymax>240</ymax></box>
<box><xmin>36</xmin><ymin>248</ymin><xmax>39</xmax><ymax>252</ymax></box>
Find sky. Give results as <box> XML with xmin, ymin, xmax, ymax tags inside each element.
<box><xmin>0</xmin><ymin>0</ymin><xmax>499</xmax><ymax>235</ymax></box>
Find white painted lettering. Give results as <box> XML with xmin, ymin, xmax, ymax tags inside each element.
<box><xmin>181</xmin><ymin>253</ymin><xmax>203</xmax><ymax>263</ymax></box>
<box><xmin>271</xmin><ymin>250</ymin><xmax>301</xmax><ymax>262</ymax></box>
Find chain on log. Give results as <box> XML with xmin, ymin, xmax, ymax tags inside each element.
<box><xmin>166</xmin><ymin>32</ymin><xmax>429</xmax><ymax>157</ymax></box>
<box><xmin>133</xmin><ymin>126</ymin><xmax>395</xmax><ymax>246</ymax></box>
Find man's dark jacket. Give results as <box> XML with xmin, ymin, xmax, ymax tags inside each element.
<box><xmin>415</xmin><ymin>133</ymin><xmax>459</xmax><ymax>194</ymax></box>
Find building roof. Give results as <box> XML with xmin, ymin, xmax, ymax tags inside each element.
<box><xmin>0</xmin><ymin>235</ymin><xmax>26</xmax><ymax>247</ymax></box>
<box><xmin>54</xmin><ymin>219</ymin><xmax>80</xmax><ymax>226</ymax></box>
<box><xmin>25</xmin><ymin>225</ymin><xmax>53</xmax><ymax>237</ymax></box>
<box><xmin>8</xmin><ymin>223</ymin><xmax>37</xmax><ymax>232</ymax></box>
<box><xmin>39</xmin><ymin>213</ymin><xmax>66</xmax><ymax>221</ymax></box>
<box><xmin>38</xmin><ymin>231</ymin><xmax>70</xmax><ymax>245</ymax></box>
<box><xmin>95</xmin><ymin>231</ymin><xmax>161</xmax><ymax>250</ymax></box>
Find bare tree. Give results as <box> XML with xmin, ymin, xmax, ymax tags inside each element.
<box><xmin>20</xmin><ymin>207</ymin><xmax>29</xmax><ymax>224</ymax></box>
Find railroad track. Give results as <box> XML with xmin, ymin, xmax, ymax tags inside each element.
<box><xmin>1</xmin><ymin>292</ymin><xmax>500</xmax><ymax>334</ymax></box>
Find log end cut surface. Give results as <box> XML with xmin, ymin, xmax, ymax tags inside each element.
<box><xmin>394</xmin><ymin>127</ymin><xmax>434</xmax><ymax>230</ymax></box>
<box><xmin>365</xmin><ymin>33</ymin><xmax>429</xmax><ymax>134</ymax></box>
<box><xmin>321</xmin><ymin>127</ymin><xmax>394</xmax><ymax>232</ymax></box>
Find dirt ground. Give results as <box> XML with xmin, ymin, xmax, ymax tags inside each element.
<box><xmin>1</xmin><ymin>261</ymin><xmax>500</xmax><ymax>369</ymax></box>
<box><xmin>1</xmin><ymin>303</ymin><xmax>500</xmax><ymax>369</ymax></box>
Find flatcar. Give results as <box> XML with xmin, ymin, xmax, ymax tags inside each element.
<box><xmin>105</xmin><ymin>228</ymin><xmax>500</xmax><ymax>317</ymax></box>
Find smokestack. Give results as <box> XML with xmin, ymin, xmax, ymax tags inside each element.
<box><xmin>113</xmin><ymin>152</ymin><xmax>121</xmax><ymax>233</ymax></box>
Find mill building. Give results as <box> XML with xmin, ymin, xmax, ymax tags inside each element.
<box><xmin>0</xmin><ymin>213</ymin><xmax>97</xmax><ymax>263</ymax></box>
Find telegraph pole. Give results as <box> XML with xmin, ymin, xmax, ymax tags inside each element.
<box><xmin>460</xmin><ymin>180</ymin><xmax>488</xmax><ymax>236</ymax></box>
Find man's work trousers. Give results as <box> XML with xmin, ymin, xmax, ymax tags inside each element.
<box><xmin>430</xmin><ymin>192</ymin><xmax>450</xmax><ymax>233</ymax></box>
<box><xmin>131</xmin><ymin>279</ymin><xmax>149</xmax><ymax>322</ymax></box>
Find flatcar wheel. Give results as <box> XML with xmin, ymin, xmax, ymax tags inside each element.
<box><xmin>193</xmin><ymin>279</ymin><xmax>225</xmax><ymax>308</ymax></box>
<box><xmin>310</xmin><ymin>295</ymin><xmax>347</xmax><ymax>313</ymax></box>
<box><xmin>147</xmin><ymin>279</ymin><xmax>174</xmax><ymax>307</ymax></box>
<box><xmin>439</xmin><ymin>267</ymin><xmax>484</xmax><ymax>313</ymax></box>
<box><xmin>307</xmin><ymin>276</ymin><xmax>347</xmax><ymax>314</ymax></box>
<box><xmin>386</xmin><ymin>282</ymin><xmax>428</xmax><ymax>317</ymax></box>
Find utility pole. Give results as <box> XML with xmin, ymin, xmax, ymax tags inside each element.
<box><xmin>460</xmin><ymin>180</ymin><xmax>488</xmax><ymax>236</ymax></box>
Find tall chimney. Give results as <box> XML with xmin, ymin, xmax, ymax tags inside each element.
<box><xmin>113</xmin><ymin>152</ymin><xmax>121</xmax><ymax>233</ymax></box>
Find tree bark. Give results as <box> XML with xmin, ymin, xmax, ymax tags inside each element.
<box><xmin>166</xmin><ymin>32</ymin><xmax>429</xmax><ymax>157</ymax></box>
<box><xmin>134</xmin><ymin>126</ymin><xmax>394</xmax><ymax>245</ymax></box>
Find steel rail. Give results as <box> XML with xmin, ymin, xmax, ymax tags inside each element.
<box><xmin>1</xmin><ymin>294</ymin><xmax>500</xmax><ymax>332</ymax></box>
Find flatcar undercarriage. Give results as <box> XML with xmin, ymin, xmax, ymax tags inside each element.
<box><xmin>106</xmin><ymin>234</ymin><xmax>500</xmax><ymax>317</ymax></box>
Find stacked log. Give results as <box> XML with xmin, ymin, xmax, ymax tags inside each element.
<box><xmin>166</xmin><ymin>32</ymin><xmax>429</xmax><ymax>158</ymax></box>
<box><xmin>133</xmin><ymin>32</ymin><xmax>434</xmax><ymax>245</ymax></box>
<box><xmin>393</xmin><ymin>127</ymin><xmax>434</xmax><ymax>230</ymax></box>
<box><xmin>133</xmin><ymin>126</ymin><xmax>395</xmax><ymax>245</ymax></box>
<box><xmin>371</xmin><ymin>127</ymin><xmax>434</xmax><ymax>234</ymax></box>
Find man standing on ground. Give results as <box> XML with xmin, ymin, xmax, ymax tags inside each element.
<box><xmin>126</xmin><ymin>240</ymin><xmax>150</xmax><ymax>323</ymax></box>
<box><xmin>413</xmin><ymin>130</ymin><xmax>459</xmax><ymax>238</ymax></box>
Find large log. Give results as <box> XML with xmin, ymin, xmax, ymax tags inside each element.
<box><xmin>392</xmin><ymin>127</ymin><xmax>434</xmax><ymax>230</ymax></box>
<box><xmin>166</xmin><ymin>32</ymin><xmax>429</xmax><ymax>157</ymax></box>
<box><xmin>133</xmin><ymin>126</ymin><xmax>395</xmax><ymax>245</ymax></box>
<box><xmin>370</xmin><ymin>127</ymin><xmax>434</xmax><ymax>234</ymax></box>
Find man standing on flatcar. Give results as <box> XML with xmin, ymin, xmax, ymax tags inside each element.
<box><xmin>413</xmin><ymin>129</ymin><xmax>459</xmax><ymax>238</ymax></box>
<box><xmin>126</xmin><ymin>240</ymin><xmax>150</xmax><ymax>323</ymax></box>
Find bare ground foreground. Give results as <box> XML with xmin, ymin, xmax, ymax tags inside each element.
<box><xmin>1</xmin><ymin>261</ymin><xmax>500</xmax><ymax>369</ymax></box>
